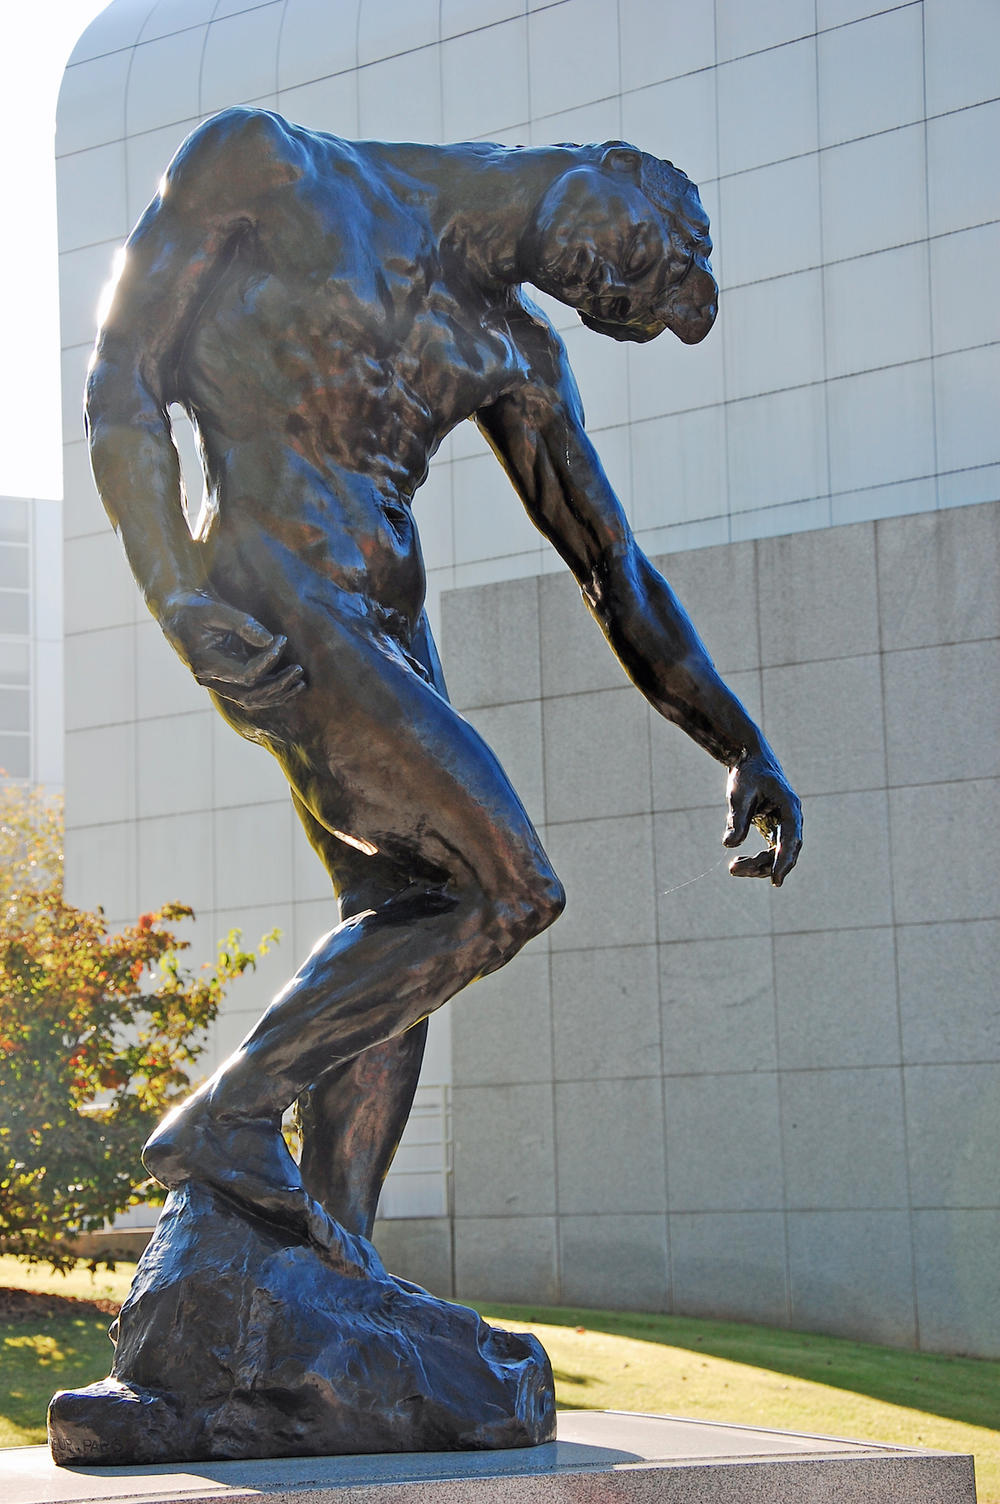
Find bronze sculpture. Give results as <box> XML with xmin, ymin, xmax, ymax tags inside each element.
<box><xmin>49</xmin><ymin>109</ymin><xmax>801</xmax><ymax>1465</ymax></box>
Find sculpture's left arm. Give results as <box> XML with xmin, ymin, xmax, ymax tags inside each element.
<box><xmin>476</xmin><ymin>330</ymin><xmax>802</xmax><ymax>884</ymax></box>
<box><xmin>85</xmin><ymin>110</ymin><xmax>308</xmax><ymax>711</ymax></box>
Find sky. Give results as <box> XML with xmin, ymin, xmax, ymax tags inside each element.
<box><xmin>1</xmin><ymin>1</ymin><xmax>110</xmax><ymax>500</ymax></box>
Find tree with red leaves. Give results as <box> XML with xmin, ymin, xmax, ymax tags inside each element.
<box><xmin>0</xmin><ymin>781</ymin><xmax>275</xmax><ymax>1269</ymax></box>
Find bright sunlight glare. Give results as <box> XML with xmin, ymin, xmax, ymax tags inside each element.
<box><xmin>0</xmin><ymin>2</ymin><xmax>112</xmax><ymax>500</ymax></box>
<box><xmin>95</xmin><ymin>245</ymin><xmax>128</xmax><ymax>330</ymax></box>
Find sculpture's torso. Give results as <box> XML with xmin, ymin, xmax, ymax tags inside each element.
<box><xmin>180</xmin><ymin>131</ymin><xmax>543</xmax><ymax>638</ymax></box>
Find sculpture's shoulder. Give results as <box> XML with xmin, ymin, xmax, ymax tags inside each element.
<box><xmin>160</xmin><ymin>108</ymin><xmax>321</xmax><ymax>215</ymax></box>
<box><xmin>508</xmin><ymin>290</ymin><xmax>564</xmax><ymax>349</ymax></box>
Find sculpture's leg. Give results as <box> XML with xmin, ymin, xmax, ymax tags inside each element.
<box><xmin>142</xmin><ymin>603</ymin><xmax>563</xmax><ymax>1242</ymax></box>
<box><xmin>290</xmin><ymin>615</ymin><xmax>448</xmax><ymax>1239</ymax></box>
<box><xmin>144</xmin><ymin>879</ymin><xmax>550</xmax><ymax>1245</ymax></box>
<box><xmin>296</xmin><ymin>1020</ymin><xmax>427</xmax><ymax>1240</ymax></box>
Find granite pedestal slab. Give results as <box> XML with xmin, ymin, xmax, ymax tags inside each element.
<box><xmin>8</xmin><ymin>1411</ymin><xmax>977</xmax><ymax>1504</ymax></box>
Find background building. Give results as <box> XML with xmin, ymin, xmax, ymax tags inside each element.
<box><xmin>0</xmin><ymin>494</ymin><xmax>63</xmax><ymax>788</ymax></box>
<box><xmin>56</xmin><ymin>0</ymin><xmax>998</xmax><ymax>1353</ymax></box>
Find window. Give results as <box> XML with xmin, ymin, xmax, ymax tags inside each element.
<box><xmin>0</xmin><ymin>734</ymin><xmax>29</xmax><ymax>780</ymax></box>
<box><xmin>0</xmin><ymin>590</ymin><xmax>29</xmax><ymax>636</ymax></box>
<box><xmin>0</xmin><ymin>506</ymin><xmax>31</xmax><ymax>782</ymax></box>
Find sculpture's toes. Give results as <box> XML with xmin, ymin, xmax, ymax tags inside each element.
<box><xmin>48</xmin><ymin>1378</ymin><xmax>184</xmax><ymax>1466</ymax></box>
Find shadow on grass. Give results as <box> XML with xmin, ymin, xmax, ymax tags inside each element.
<box><xmin>549</xmin><ymin>1366</ymin><xmax>603</xmax><ymax>1407</ymax></box>
<box><xmin>480</xmin><ymin>1303</ymin><xmax>1000</xmax><ymax>1433</ymax></box>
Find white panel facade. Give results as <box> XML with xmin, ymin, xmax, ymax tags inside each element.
<box><xmin>0</xmin><ymin>495</ymin><xmax>63</xmax><ymax>788</ymax></box>
<box><xmin>56</xmin><ymin>0</ymin><xmax>998</xmax><ymax>1339</ymax></box>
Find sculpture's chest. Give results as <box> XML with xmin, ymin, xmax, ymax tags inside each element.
<box><xmin>392</xmin><ymin>295</ymin><xmax>531</xmax><ymax>421</ymax></box>
<box><xmin>188</xmin><ymin>179</ymin><xmax>533</xmax><ymax>438</ymax></box>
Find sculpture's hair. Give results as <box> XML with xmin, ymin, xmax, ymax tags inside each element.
<box><xmin>637</xmin><ymin>154</ymin><xmax>694</xmax><ymax>218</ymax></box>
<box><xmin>551</xmin><ymin>138</ymin><xmax>708</xmax><ymax>243</ymax></box>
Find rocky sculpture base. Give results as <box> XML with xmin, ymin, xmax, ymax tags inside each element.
<box><xmin>47</xmin><ymin>1184</ymin><xmax>554</xmax><ymax>1466</ymax></box>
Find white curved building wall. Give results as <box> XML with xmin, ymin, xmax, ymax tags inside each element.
<box><xmin>57</xmin><ymin>0</ymin><xmax>999</xmax><ymax>1345</ymax></box>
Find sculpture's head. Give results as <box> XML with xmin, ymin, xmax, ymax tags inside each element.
<box><xmin>527</xmin><ymin>142</ymin><xmax>718</xmax><ymax>344</ymax></box>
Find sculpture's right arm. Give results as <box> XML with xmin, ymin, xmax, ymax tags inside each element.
<box><xmin>85</xmin><ymin>109</ymin><xmax>304</xmax><ymax>708</ymax></box>
<box><xmin>478</xmin><ymin>312</ymin><xmax>801</xmax><ymax>885</ymax></box>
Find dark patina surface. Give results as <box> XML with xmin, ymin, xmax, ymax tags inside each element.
<box><xmin>50</xmin><ymin>110</ymin><xmax>801</xmax><ymax>1463</ymax></box>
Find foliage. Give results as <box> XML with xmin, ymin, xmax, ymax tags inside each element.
<box><xmin>0</xmin><ymin>778</ymin><xmax>62</xmax><ymax>911</ymax></box>
<box><xmin>0</xmin><ymin>782</ymin><xmax>275</xmax><ymax>1269</ymax></box>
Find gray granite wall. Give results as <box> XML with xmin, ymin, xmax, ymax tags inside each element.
<box><xmin>434</xmin><ymin>500</ymin><xmax>1000</xmax><ymax>1358</ymax></box>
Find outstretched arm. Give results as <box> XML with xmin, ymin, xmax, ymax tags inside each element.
<box><xmin>85</xmin><ymin>108</ymin><xmax>304</xmax><ymax>710</ymax></box>
<box><xmin>476</xmin><ymin>317</ymin><xmax>801</xmax><ymax>883</ymax></box>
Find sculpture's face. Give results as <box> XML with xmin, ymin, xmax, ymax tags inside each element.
<box><xmin>530</xmin><ymin>165</ymin><xmax>718</xmax><ymax>344</ymax></box>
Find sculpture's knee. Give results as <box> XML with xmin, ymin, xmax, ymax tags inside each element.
<box><xmin>528</xmin><ymin>865</ymin><xmax>566</xmax><ymax>936</ymax></box>
<box><xmin>487</xmin><ymin>862</ymin><xmax>565</xmax><ymax>967</ymax></box>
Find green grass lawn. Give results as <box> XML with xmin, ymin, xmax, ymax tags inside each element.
<box><xmin>481</xmin><ymin>1301</ymin><xmax>1000</xmax><ymax>1501</ymax></box>
<box><xmin>1</xmin><ymin>1260</ymin><xmax>996</xmax><ymax>1500</ymax></box>
<box><xmin>0</xmin><ymin>1255</ymin><xmax>135</xmax><ymax>1306</ymax></box>
<box><xmin>0</xmin><ymin>1254</ymin><xmax>132</xmax><ymax>1448</ymax></box>
<box><xmin>1</xmin><ymin>1315</ymin><xmax>115</xmax><ymax>1446</ymax></box>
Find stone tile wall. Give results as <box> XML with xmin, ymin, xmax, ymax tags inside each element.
<box><xmin>441</xmin><ymin>500</ymin><xmax>1000</xmax><ymax>1356</ymax></box>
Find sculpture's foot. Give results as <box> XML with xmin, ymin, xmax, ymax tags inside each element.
<box><xmin>143</xmin><ymin>1101</ymin><xmax>377</xmax><ymax>1276</ymax></box>
<box><xmin>48</xmin><ymin>1379</ymin><xmax>185</xmax><ymax>1467</ymax></box>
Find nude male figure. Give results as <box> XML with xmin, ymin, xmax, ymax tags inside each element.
<box><xmin>86</xmin><ymin>108</ymin><xmax>802</xmax><ymax>1252</ymax></box>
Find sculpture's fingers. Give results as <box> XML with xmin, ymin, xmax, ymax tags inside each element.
<box><xmin>195</xmin><ymin>660</ymin><xmax>304</xmax><ymax>707</ymax></box>
<box><xmin>235</xmin><ymin>663</ymin><xmax>307</xmax><ymax>709</ymax></box>
<box><xmin>770</xmin><ymin>809</ymin><xmax>803</xmax><ymax>887</ymax></box>
<box><xmin>723</xmin><ymin>780</ymin><xmax>756</xmax><ymax>849</ymax></box>
<box><xmin>195</xmin><ymin>639</ymin><xmax>284</xmax><ymax>689</ymax></box>
<box><xmin>234</xmin><ymin>614</ymin><xmax>278</xmax><ymax>649</ymax></box>
<box><xmin>224</xmin><ymin>611</ymin><xmax>275</xmax><ymax>650</ymax></box>
<box><xmin>728</xmin><ymin>849</ymin><xmax>774</xmax><ymax>879</ymax></box>
<box><xmin>196</xmin><ymin>600</ymin><xmax>275</xmax><ymax>650</ymax></box>
<box><xmin>234</xmin><ymin>635</ymin><xmax>288</xmax><ymax>686</ymax></box>
<box><xmin>254</xmin><ymin>669</ymin><xmax>307</xmax><ymax>707</ymax></box>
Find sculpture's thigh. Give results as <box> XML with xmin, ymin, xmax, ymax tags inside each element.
<box><xmin>214</xmin><ymin>598</ymin><xmax>553</xmax><ymax>908</ymax></box>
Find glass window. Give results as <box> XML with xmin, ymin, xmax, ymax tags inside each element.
<box><xmin>0</xmin><ymin>688</ymin><xmax>29</xmax><ymax>733</ymax></box>
<box><xmin>0</xmin><ymin>545</ymin><xmax>29</xmax><ymax>589</ymax></box>
<box><xmin>0</xmin><ymin>733</ymin><xmax>30</xmax><ymax>780</ymax></box>
<box><xmin>0</xmin><ymin>592</ymin><xmax>29</xmax><ymax>635</ymax></box>
<box><xmin>0</xmin><ymin>498</ymin><xmax>28</xmax><ymax>544</ymax></box>
<box><xmin>0</xmin><ymin>641</ymin><xmax>29</xmax><ymax>684</ymax></box>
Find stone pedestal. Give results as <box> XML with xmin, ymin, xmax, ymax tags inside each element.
<box><xmin>5</xmin><ymin>1411</ymin><xmax>977</xmax><ymax>1503</ymax></box>
<box><xmin>47</xmin><ymin>1185</ymin><xmax>553</xmax><ymax>1464</ymax></box>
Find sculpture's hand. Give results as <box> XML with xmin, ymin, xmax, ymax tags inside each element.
<box><xmin>723</xmin><ymin>751</ymin><xmax>802</xmax><ymax>887</ymax></box>
<box><xmin>162</xmin><ymin>590</ymin><xmax>305</xmax><ymax>710</ymax></box>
